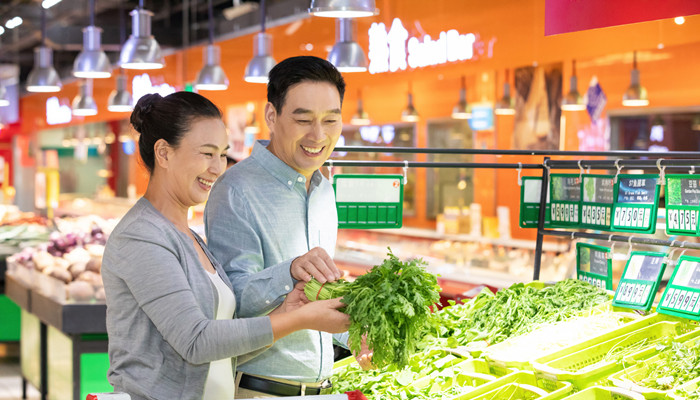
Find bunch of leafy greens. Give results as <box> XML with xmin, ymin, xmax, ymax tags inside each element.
<box><xmin>304</xmin><ymin>249</ymin><xmax>441</xmax><ymax>369</ymax></box>
<box><xmin>637</xmin><ymin>341</ymin><xmax>700</xmax><ymax>390</ymax></box>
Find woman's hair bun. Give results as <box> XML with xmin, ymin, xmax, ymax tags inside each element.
<box><xmin>130</xmin><ymin>93</ymin><xmax>162</xmax><ymax>134</ymax></box>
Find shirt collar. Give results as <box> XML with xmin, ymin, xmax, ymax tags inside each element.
<box><xmin>251</xmin><ymin>140</ymin><xmax>322</xmax><ymax>191</ymax></box>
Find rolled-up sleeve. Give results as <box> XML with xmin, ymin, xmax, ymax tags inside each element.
<box><xmin>205</xmin><ymin>182</ymin><xmax>296</xmax><ymax>318</ymax></box>
<box><xmin>104</xmin><ymin>219</ymin><xmax>274</xmax><ymax>365</ymax></box>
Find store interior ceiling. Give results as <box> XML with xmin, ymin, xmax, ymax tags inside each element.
<box><xmin>0</xmin><ymin>0</ymin><xmax>309</xmax><ymax>90</ymax></box>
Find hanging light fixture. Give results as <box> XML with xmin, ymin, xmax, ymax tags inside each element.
<box><xmin>401</xmin><ymin>84</ymin><xmax>419</xmax><ymax>122</ymax></box>
<box><xmin>451</xmin><ymin>76</ymin><xmax>471</xmax><ymax>119</ymax></box>
<box><xmin>561</xmin><ymin>60</ymin><xmax>585</xmax><ymax>111</ymax></box>
<box><xmin>494</xmin><ymin>69</ymin><xmax>515</xmax><ymax>115</ymax></box>
<box><xmin>622</xmin><ymin>51</ymin><xmax>648</xmax><ymax>107</ymax></box>
<box><xmin>26</xmin><ymin>6</ymin><xmax>62</xmax><ymax>92</ymax></box>
<box><xmin>119</xmin><ymin>1</ymin><xmax>164</xmax><ymax>70</ymax></box>
<box><xmin>309</xmin><ymin>0</ymin><xmax>378</xmax><ymax>18</ymax></box>
<box><xmin>351</xmin><ymin>89</ymin><xmax>370</xmax><ymax>125</ymax></box>
<box><xmin>327</xmin><ymin>18</ymin><xmax>367</xmax><ymax>73</ymax></box>
<box><xmin>0</xmin><ymin>83</ymin><xmax>9</xmax><ymax>107</ymax></box>
<box><xmin>108</xmin><ymin>71</ymin><xmax>133</xmax><ymax>112</ymax></box>
<box><xmin>244</xmin><ymin>0</ymin><xmax>276</xmax><ymax>83</ymax></box>
<box><xmin>73</xmin><ymin>0</ymin><xmax>112</xmax><ymax>78</ymax></box>
<box><xmin>72</xmin><ymin>79</ymin><xmax>98</xmax><ymax>116</ymax></box>
<box><xmin>196</xmin><ymin>0</ymin><xmax>229</xmax><ymax>90</ymax></box>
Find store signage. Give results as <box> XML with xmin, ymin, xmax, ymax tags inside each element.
<box><xmin>519</xmin><ymin>176</ymin><xmax>551</xmax><ymax>228</ymax></box>
<box><xmin>576</xmin><ymin>243</ymin><xmax>612</xmax><ymax>290</ymax></box>
<box><xmin>549</xmin><ymin>174</ymin><xmax>581</xmax><ymax>227</ymax></box>
<box><xmin>613</xmin><ymin>252</ymin><xmax>667</xmax><ymax>311</ymax></box>
<box><xmin>132</xmin><ymin>73</ymin><xmax>176</xmax><ymax>104</ymax></box>
<box><xmin>665</xmin><ymin>174</ymin><xmax>700</xmax><ymax>236</ymax></box>
<box><xmin>334</xmin><ymin>174</ymin><xmax>404</xmax><ymax>229</ymax></box>
<box><xmin>611</xmin><ymin>174</ymin><xmax>660</xmax><ymax>234</ymax></box>
<box><xmin>368</xmin><ymin>18</ymin><xmax>476</xmax><ymax>74</ymax></box>
<box><xmin>580</xmin><ymin>174</ymin><xmax>615</xmax><ymax>230</ymax></box>
<box><xmin>659</xmin><ymin>255</ymin><xmax>700</xmax><ymax>321</ymax></box>
<box><xmin>46</xmin><ymin>97</ymin><xmax>72</xmax><ymax>125</ymax></box>
<box><xmin>469</xmin><ymin>106</ymin><xmax>494</xmax><ymax>131</ymax></box>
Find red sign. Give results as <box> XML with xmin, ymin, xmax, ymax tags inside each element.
<box><xmin>545</xmin><ymin>0</ymin><xmax>700</xmax><ymax>36</ymax></box>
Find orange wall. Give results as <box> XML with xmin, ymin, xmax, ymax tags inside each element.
<box><xmin>13</xmin><ymin>0</ymin><xmax>700</xmax><ymax>238</ymax></box>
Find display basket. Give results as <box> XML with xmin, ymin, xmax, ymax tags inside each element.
<box><xmin>608</xmin><ymin>335</ymin><xmax>700</xmax><ymax>399</ymax></box>
<box><xmin>559</xmin><ymin>386</ymin><xmax>646</xmax><ymax>400</ymax></box>
<box><xmin>669</xmin><ymin>377</ymin><xmax>700</xmax><ymax>400</ymax></box>
<box><xmin>532</xmin><ymin>321</ymin><xmax>700</xmax><ymax>391</ymax></box>
<box><xmin>407</xmin><ymin>359</ymin><xmax>499</xmax><ymax>398</ymax></box>
<box><xmin>452</xmin><ymin>371</ymin><xmax>573</xmax><ymax>400</ymax></box>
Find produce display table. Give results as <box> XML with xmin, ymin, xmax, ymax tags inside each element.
<box><xmin>5</xmin><ymin>275</ymin><xmax>111</xmax><ymax>400</ymax></box>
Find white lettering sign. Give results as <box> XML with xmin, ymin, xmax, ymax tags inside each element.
<box><xmin>46</xmin><ymin>96</ymin><xmax>72</xmax><ymax>125</ymax></box>
<box><xmin>368</xmin><ymin>18</ymin><xmax>477</xmax><ymax>74</ymax></box>
<box><xmin>132</xmin><ymin>73</ymin><xmax>176</xmax><ymax>104</ymax></box>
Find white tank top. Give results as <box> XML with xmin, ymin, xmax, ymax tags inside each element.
<box><xmin>202</xmin><ymin>269</ymin><xmax>236</xmax><ymax>400</ymax></box>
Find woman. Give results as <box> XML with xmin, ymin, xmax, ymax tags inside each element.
<box><xmin>102</xmin><ymin>92</ymin><xmax>349</xmax><ymax>400</ymax></box>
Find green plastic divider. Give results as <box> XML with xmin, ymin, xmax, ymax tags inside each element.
<box><xmin>0</xmin><ymin>294</ymin><xmax>21</xmax><ymax>341</ymax></box>
<box><xmin>80</xmin><ymin>353</ymin><xmax>113</xmax><ymax>400</ymax></box>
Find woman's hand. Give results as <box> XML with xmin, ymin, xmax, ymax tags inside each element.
<box><xmin>269</xmin><ymin>297</ymin><xmax>350</xmax><ymax>340</ymax></box>
<box><xmin>352</xmin><ymin>335</ymin><xmax>375</xmax><ymax>370</ymax></box>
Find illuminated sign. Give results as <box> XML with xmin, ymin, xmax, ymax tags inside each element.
<box><xmin>132</xmin><ymin>73</ymin><xmax>177</xmax><ymax>104</ymax></box>
<box><xmin>368</xmin><ymin>18</ymin><xmax>477</xmax><ymax>74</ymax></box>
<box><xmin>46</xmin><ymin>96</ymin><xmax>72</xmax><ymax>125</ymax></box>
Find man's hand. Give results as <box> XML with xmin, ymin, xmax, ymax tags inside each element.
<box><xmin>290</xmin><ymin>247</ymin><xmax>341</xmax><ymax>283</ymax></box>
<box><xmin>352</xmin><ymin>335</ymin><xmax>375</xmax><ymax>370</ymax></box>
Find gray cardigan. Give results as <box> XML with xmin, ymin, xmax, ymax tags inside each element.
<box><xmin>102</xmin><ymin>198</ymin><xmax>274</xmax><ymax>400</ymax></box>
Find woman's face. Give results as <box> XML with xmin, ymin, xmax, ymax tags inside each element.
<box><xmin>166</xmin><ymin>117</ymin><xmax>228</xmax><ymax>207</ymax></box>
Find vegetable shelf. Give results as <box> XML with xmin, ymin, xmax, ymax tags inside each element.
<box><xmin>559</xmin><ymin>386</ymin><xmax>646</xmax><ymax>400</ymax></box>
<box><xmin>453</xmin><ymin>371</ymin><xmax>573</xmax><ymax>400</ymax></box>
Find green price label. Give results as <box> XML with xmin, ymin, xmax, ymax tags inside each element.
<box><xmin>665</xmin><ymin>174</ymin><xmax>700</xmax><ymax>236</ymax></box>
<box><xmin>549</xmin><ymin>174</ymin><xmax>581</xmax><ymax>227</ymax></box>
<box><xmin>580</xmin><ymin>174</ymin><xmax>615</xmax><ymax>230</ymax></box>
<box><xmin>611</xmin><ymin>174</ymin><xmax>660</xmax><ymax>234</ymax></box>
<box><xmin>333</xmin><ymin>174</ymin><xmax>404</xmax><ymax>229</ymax></box>
<box><xmin>659</xmin><ymin>255</ymin><xmax>700</xmax><ymax>321</ymax></box>
<box><xmin>612</xmin><ymin>252</ymin><xmax>667</xmax><ymax>311</ymax></box>
<box><xmin>519</xmin><ymin>176</ymin><xmax>551</xmax><ymax>228</ymax></box>
<box><xmin>576</xmin><ymin>243</ymin><xmax>613</xmax><ymax>290</ymax></box>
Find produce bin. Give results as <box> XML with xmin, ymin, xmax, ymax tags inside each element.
<box><xmin>408</xmin><ymin>359</ymin><xmax>498</xmax><ymax>398</ymax></box>
<box><xmin>453</xmin><ymin>371</ymin><xmax>572</xmax><ymax>400</ymax></box>
<box><xmin>560</xmin><ymin>386</ymin><xmax>646</xmax><ymax>400</ymax></box>
<box><xmin>669</xmin><ymin>377</ymin><xmax>700</xmax><ymax>400</ymax></box>
<box><xmin>533</xmin><ymin>321</ymin><xmax>700</xmax><ymax>390</ymax></box>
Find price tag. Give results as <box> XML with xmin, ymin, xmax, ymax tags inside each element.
<box><xmin>612</xmin><ymin>252</ymin><xmax>667</xmax><ymax>311</ymax></box>
<box><xmin>519</xmin><ymin>177</ymin><xmax>551</xmax><ymax>228</ymax></box>
<box><xmin>611</xmin><ymin>174</ymin><xmax>660</xmax><ymax>234</ymax></box>
<box><xmin>333</xmin><ymin>174</ymin><xmax>404</xmax><ymax>229</ymax></box>
<box><xmin>576</xmin><ymin>243</ymin><xmax>613</xmax><ymax>290</ymax></box>
<box><xmin>658</xmin><ymin>255</ymin><xmax>700</xmax><ymax>321</ymax></box>
<box><xmin>549</xmin><ymin>174</ymin><xmax>581</xmax><ymax>227</ymax></box>
<box><xmin>580</xmin><ymin>174</ymin><xmax>615</xmax><ymax>230</ymax></box>
<box><xmin>665</xmin><ymin>175</ymin><xmax>700</xmax><ymax>236</ymax></box>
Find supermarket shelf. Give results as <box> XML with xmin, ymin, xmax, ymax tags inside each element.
<box><xmin>5</xmin><ymin>274</ymin><xmax>30</xmax><ymax>311</ymax></box>
<box><xmin>367</xmin><ymin>227</ymin><xmax>570</xmax><ymax>252</ymax></box>
<box><xmin>29</xmin><ymin>289</ymin><xmax>106</xmax><ymax>334</ymax></box>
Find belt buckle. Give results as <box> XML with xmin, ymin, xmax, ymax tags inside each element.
<box><xmin>319</xmin><ymin>379</ymin><xmax>333</xmax><ymax>395</ymax></box>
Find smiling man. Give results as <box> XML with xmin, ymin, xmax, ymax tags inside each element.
<box><xmin>204</xmin><ymin>56</ymin><xmax>351</xmax><ymax>397</ymax></box>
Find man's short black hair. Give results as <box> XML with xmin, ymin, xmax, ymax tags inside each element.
<box><xmin>267</xmin><ymin>56</ymin><xmax>346</xmax><ymax>113</ymax></box>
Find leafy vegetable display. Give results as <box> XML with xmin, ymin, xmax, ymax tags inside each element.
<box><xmin>634</xmin><ymin>340</ymin><xmax>700</xmax><ymax>391</ymax></box>
<box><xmin>304</xmin><ymin>249</ymin><xmax>442</xmax><ymax>369</ymax></box>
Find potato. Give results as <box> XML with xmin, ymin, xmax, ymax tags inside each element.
<box><xmin>95</xmin><ymin>287</ymin><xmax>106</xmax><ymax>302</ymax></box>
<box><xmin>47</xmin><ymin>267</ymin><xmax>72</xmax><ymax>284</ymax></box>
<box><xmin>77</xmin><ymin>270</ymin><xmax>103</xmax><ymax>287</ymax></box>
<box><xmin>67</xmin><ymin>281</ymin><xmax>94</xmax><ymax>302</ymax></box>
<box><xmin>53</xmin><ymin>257</ymin><xmax>70</xmax><ymax>271</ymax></box>
<box><xmin>69</xmin><ymin>262</ymin><xmax>88</xmax><ymax>280</ymax></box>
<box><xmin>85</xmin><ymin>258</ymin><xmax>102</xmax><ymax>273</ymax></box>
<box><xmin>64</xmin><ymin>247</ymin><xmax>91</xmax><ymax>265</ymax></box>
<box><xmin>32</xmin><ymin>251</ymin><xmax>54</xmax><ymax>271</ymax></box>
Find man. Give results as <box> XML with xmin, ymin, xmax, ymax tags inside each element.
<box><xmin>205</xmin><ymin>56</ymin><xmax>367</xmax><ymax>398</ymax></box>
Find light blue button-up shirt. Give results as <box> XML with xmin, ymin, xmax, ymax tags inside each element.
<box><xmin>204</xmin><ymin>140</ymin><xmax>342</xmax><ymax>382</ymax></box>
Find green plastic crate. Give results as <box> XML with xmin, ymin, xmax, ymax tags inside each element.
<box><xmin>608</xmin><ymin>335</ymin><xmax>700</xmax><ymax>399</ymax></box>
<box><xmin>453</xmin><ymin>371</ymin><xmax>573</xmax><ymax>400</ymax></box>
<box><xmin>533</xmin><ymin>321</ymin><xmax>700</xmax><ymax>391</ymax></box>
<box><xmin>332</xmin><ymin>355</ymin><xmax>356</xmax><ymax>371</ymax></box>
<box><xmin>669</xmin><ymin>377</ymin><xmax>700</xmax><ymax>400</ymax></box>
<box><xmin>408</xmin><ymin>359</ymin><xmax>498</xmax><ymax>398</ymax></box>
<box><xmin>560</xmin><ymin>386</ymin><xmax>646</xmax><ymax>400</ymax></box>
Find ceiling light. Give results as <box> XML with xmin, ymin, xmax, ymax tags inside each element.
<box><xmin>622</xmin><ymin>51</ymin><xmax>648</xmax><ymax>107</ymax></box>
<box><xmin>327</xmin><ymin>18</ymin><xmax>367</xmax><ymax>73</ymax></box>
<box><xmin>74</xmin><ymin>0</ymin><xmax>111</xmax><ymax>78</ymax></box>
<box><xmin>494</xmin><ymin>69</ymin><xmax>515</xmax><ymax>115</ymax></box>
<box><xmin>27</xmin><ymin>7</ymin><xmax>61</xmax><ymax>93</ymax></box>
<box><xmin>401</xmin><ymin>86</ymin><xmax>419</xmax><ymax>122</ymax></box>
<box><xmin>108</xmin><ymin>71</ymin><xmax>133</xmax><ymax>112</ymax></box>
<box><xmin>72</xmin><ymin>80</ymin><xmax>98</xmax><ymax>116</ymax></box>
<box><xmin>42</xmin><ymin>0</ymin><xmax>62</xmax><ymax>9</ymax></box>
<box><xmin>675</xmin><ymin>16</ymin><xmax>685</xmax><ymax>25</ymax></box>
<box><xmin>309</xmin><ymin>0</ymin><xmax>379</xmax><ymax>18</ymax></box>
<box><xmin>351</xmin><ymin>90</ymin><xmax>370</xmax><ymax>125</ymax></box>
<box><xmin>5</xmin><ymin>17</ymin><xmax>23</xmax><ymax>30</ymax></box>
<box><xmin>0</xmin><ymin>83</ymin><xmax>9</xmax><ymax>107</ymax></box>
<box><xmin>0</xmin><ymin>26</ymin><xmax>4</xmax><ymax>36</ymax></box>
<box><xmin>561</xmin><ymin>60</ymin><xmax>586</xmax><ymax>111</ymax></box>
<box><xmin>196</xmin><ymin>0</ymin><xmax>229</xmax><ymax>91</ymax></box>
<box><xmin>119</xmin><ymin>7</ymin><xmax>164</xmax><ymax>70</ymax></box>
<box><xmin>451</xmin><ymin>76</ymin><xmax>471</xmax><ymax>119</ymax></box>
<box><xmin>244</xmin><ymin>0</ymin><xmax>275</xmax><ymax>84</ymax></box>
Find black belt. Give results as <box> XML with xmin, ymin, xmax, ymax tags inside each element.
<box><xmin>238</xmin><ymin>374</ymin><xmax>332</xmax><ymax>397</ymax></box>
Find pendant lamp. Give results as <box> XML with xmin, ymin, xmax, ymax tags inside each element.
<box><xmin>73</xmin><ymin>0</ymin><xmax>112</xmax><ymax>78</ymax></box>
<box><xmin>309</xmin><ymin>0</ymin><xmax>378</xmax><ymax>18</ymax></box>
<box><xmin>622</xmin><ymin>51</ymin><xmax>648</xmax><ymax>107</ymax></box>
<box><xmin>27</xmin><ymin>6</ymin><xmax>62</xmax><ymax>92</ymax></box>
<box><xmin>350</xmin><ymin>89</ymin><xmax>370</xmax><ymax>125</ymax></box>
<box><xmin>108</xmin><ymin>71</ymin><xmax>133</xmax><ymax>112</ymax></box>
<box><xmin>327</xmin><ymin>18</ymin><xmax>367</xmax><ymax>73</ymax></box>
<box><xmin>72</xmin><ymin>79</ymin><xmax>98</xmax><ymax>116</ymax></box>
<box><xmin>561</xmin><ymin>60</ymin><xmax>585</xmax><ymax>111</ymax></box>
<box><xmin>494</xmin><ymin>69</ymin><xmax>515</xmax><ymax>115</ymax></box>
<box><xmin>0</xmin><ymin>83</ymin><xmax>9</xmax><ymax>107</ymax></box>
<box><xmin>401</xmin><ymin>84</ymin><xmax>419</xmax><ymax>122</ymax></box>
<box><xmin>119</xmin><ymin>1</ymin><xmax>164</xmax><ymax>70</ymax></box>
<box><xmin>196</xmin><ymin>0</ymin><xmax>229</xmax><ymax>90</ymax></box>
<box><xmin>451</xmin><ymin>76</ymin><xmax>471</xmax><ymax>119</ymax></box>
<box><xmin>244</xmin><ymin>0</ymin><xmax>276</xmax><ymax>83</ymax></box>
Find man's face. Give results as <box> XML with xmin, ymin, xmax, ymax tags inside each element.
<box><xmin>265</xmin><ymin>81</ymin><xmax>342</xmax><ymax>179</ymax></box>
